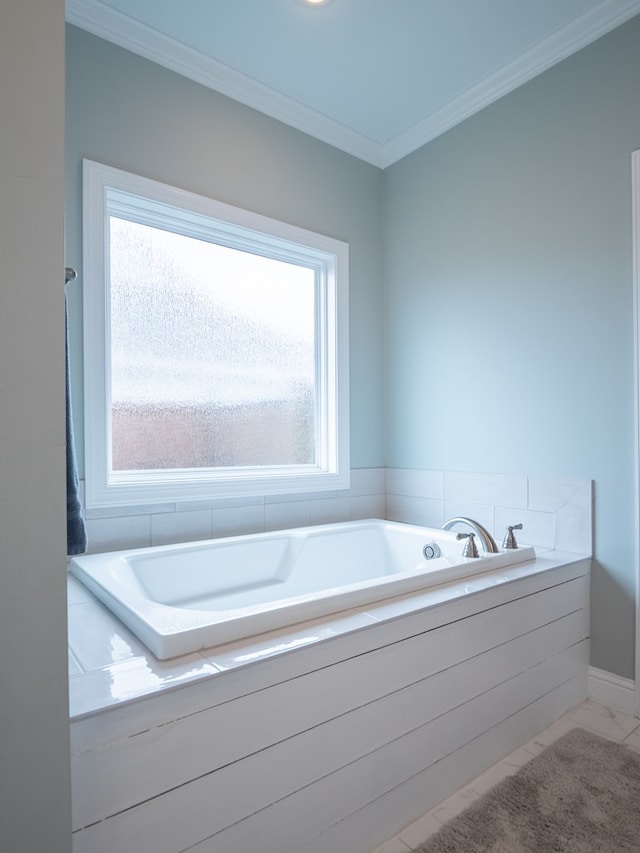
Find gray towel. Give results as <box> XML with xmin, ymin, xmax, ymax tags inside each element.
<box><xmin>66</xmin><ymin>294</ymin><xmax>88</xmax><ymax>555</ymax></box>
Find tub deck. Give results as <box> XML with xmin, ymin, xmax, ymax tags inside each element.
<box><xmin>68</xmin><ymin>549</ymin><xmax>589</xmax><ymax>853</ymax></box>
<box><xmin>69</xmin><ymin>519</ymin><xmax>535</xmax><ymax>658</ymax></box>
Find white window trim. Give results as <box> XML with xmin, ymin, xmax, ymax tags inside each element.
<box><xmin>82</xmin><ymin>160</ymin><xmax>349</xmax><ymax>509</ymax></box>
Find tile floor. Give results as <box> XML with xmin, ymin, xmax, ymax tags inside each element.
<box><xmin>370</xmin><ymin>700</ymin><xmax>640</xmax><ymax>853</ymax></box>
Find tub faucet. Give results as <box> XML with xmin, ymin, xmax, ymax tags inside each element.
<box><xmin>442</xmin><ymin>517</ymin><xmax>499</xmax><ymax>553</ymax></box>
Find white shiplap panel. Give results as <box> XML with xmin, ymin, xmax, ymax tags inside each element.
<box><xmin>295</xmin><ymin>673</ymin><xmax>588</xmax><ymax>853</ymax></box>
<box><xmin>71</xmin><ymin>631</ymin><xmax>587</xmax><ymax>853</ymax></box>
<box><xmin>69</xmin><ymin>560</ymin><xmax>589</xmax><ymax>753</ymax></box>
<box><xmin>180</xmin><ymin>646</ymin><xmax>587</xmax><ymax>853</ymax></box>
<box><xmin>72</xmin><ymin>576</ymin><xmax>587</xmax><ymax>829</ymax></box>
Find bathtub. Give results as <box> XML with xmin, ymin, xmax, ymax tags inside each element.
<box><xmin>69</xmin><ymin>519</ymin><xmax>535</xmax><ymax>659</ymax></box>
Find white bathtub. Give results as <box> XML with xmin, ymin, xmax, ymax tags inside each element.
<box><xmin>70</xmin><ymin>519</ymin><xmax>535</xmax><ymax>659</ymax></box>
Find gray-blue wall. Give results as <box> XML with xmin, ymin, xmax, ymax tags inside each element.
<box><xmin>67</xmin><ymin>16</ymin><xmax>640</xmax><ymax>681</ymax></box>
<box><xmin>385</xmin><ymin>16</ymin><xmax>640</xmax><ymax>679</ymax></box>
<box><xmin>65</xmin><ymin>25</ymin><xmax>385</xmax><ymax>474</ymax></box>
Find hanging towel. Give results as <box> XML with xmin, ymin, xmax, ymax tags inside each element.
<box><xmin>66</xmin><ymin>293</ymin><xmax>88</xmax><ymax>555</ymax></box>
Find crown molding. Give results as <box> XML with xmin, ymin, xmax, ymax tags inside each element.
<box><xmin>65</xmin><ymin>0</ymin><xmax>384</xmax><ymax>166</ymax></box>
<box><xmin>380</xmin><ymin>0</ymin><xmax>640</xmax><ymax>167</ymax></box>
<box><xmin>66</xmin><ymin>0</ymin><xmax>640</xmax><ymax>170</ymax></box>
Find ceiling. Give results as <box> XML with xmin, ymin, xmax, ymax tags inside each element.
<box><xmin>66</xmin><ymin>0</ymin><xmax>640</xmax><ymax>168</ymax></box>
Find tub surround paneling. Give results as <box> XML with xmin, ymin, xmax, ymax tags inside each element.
<box><xmin>80</xmin><ymin>467</ymin><xmax>386</xmax><ymax>552</ymax></box>
<box><xmin>68</xmin><ymin>469</ymin><xmax>592</xmax><ymax>850</ymax></box>
<box><xmin>68</xmin><ymin>549</ymin><xmax>586</xmax><ymax>719</ymax></box>
<box><xmin>70</xmin><ymin>556</ymin><xmax>589</xmax><ymax>853</ymax></box>
<box><xmin>386</xmin><ymin>469</ymin><xmax>593</xmax><ymax>555</ymax></box>
<box><xmin>76</xmin><ymin>467</ymin><xmax>592</xmax><ymax>557</ymax></box>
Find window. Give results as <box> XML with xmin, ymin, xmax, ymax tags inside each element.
<box><xmin>82</xmin><ymin>160</ymin><xmax>349</xmax><ymax>508</ymax></box>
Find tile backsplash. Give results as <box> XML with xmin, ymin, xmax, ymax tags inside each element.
<box><xmin>386</xmin><ymin>469</ymin><xmax>593</xmax><ymax>555</ymax></box>
<box><xmin>78</xmin><ymin>467</ymin><xmax>592</xmax><ymax>556</ymax></box>
<box><xmin>80</xmin><ymin>468</ymin><xmax>387</xmax><ymax>553</ymax></box>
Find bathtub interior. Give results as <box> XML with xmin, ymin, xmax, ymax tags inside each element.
<box><xmin>70</xmin><ymin>519</ymin><xmax>536</xmax><ymax>659</ymax></box>
<box><xmin>125</xmin><ymin>521</ymin><xmax>464</xmax><ymax>609</ymax></box>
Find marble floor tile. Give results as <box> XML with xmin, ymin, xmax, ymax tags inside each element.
<box><xmin>370</xmin><ymin>838</ymin><xmax>412</xmax><ymax>853</ymax></box>
<box><xmin>497</xmin><ymin>741</ymin><xmax>545</xmax><ymax>773</ymax></box>
<box><xmin>529</xmin><ymin>715</ymin><xmax>581</xmax><ymax>748</ymax></box>
<box><xmin>428</xmin><ymin>786</ymin><xmax>481</xmax><ymax>824</ymax></box>
<box><xmin>397</xmin><ymin>787</ymin><xmax>480</xmax><ymax>849</ymax></box>
<box><xmin>563</xmin><ymin>699</ymin><xmax>640</xmax><ymax>741</ymax></box>
<box><xmin>369</xmin><ymin>701</ymin><xmax>639</xmax><ymax>853</ymax></box>
<box><xmin>394</xmin><ymin>813</ymin><xmax>444</xmax><ymax>850</ymax></box>
<box><xmin>623</xmin><ymin>727</ymin><xmax>640</xmax><ymax>752</ymax></box>
<box><xmin>465</xmin><ymin>760</ymin><xmax>519</xmax><ymax>797</ymax></box>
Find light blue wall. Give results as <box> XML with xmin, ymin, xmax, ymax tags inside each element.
<box><xmin>67</xmin><ymin>17</ymin><xmax>640</xmax><ymax>681</ymax></box>
<box><xmin>384</xmin><ymin>16</ymin><xmax>640</xmax><ymax>679</ymax></box>
<box><xmin>65</xmin><ymin>25</ymin><xmax>385</xmax><ymax>474</ymax></box>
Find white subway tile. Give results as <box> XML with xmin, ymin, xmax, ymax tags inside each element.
<box><xmin>265</xmin><ymin>500</ymin><xmax>310</xmax><ymax>531</ymax></box>
<box><xmin>308</xmin><ymin>497</ymin><xmax>351</xmax><ymax>525</ymax></box>
<box><xmin>266</xmin><ymin>490</ymin><xmax>337</xmax><ymax>504</ymax></box>
<box><xmin>443</xmin><ymin>500</ymin><xmax>495</xmax><ymax>534</ymax></box>
<box><xmin>349</xmin><ymin>494</ymin><xmax>386</xmax><ymax>520</ymax></box>
<box><xmin>386</xmin><ymin>468</ymin><xmax>444</xmax><ymax>499</ymax></box>
<box><xmin>151</xmin><ymin>510</ymin><xmax>213</xmax><ymax>546</ymax></box>
<box><xmin>528</xmin><ymin>476</ymin><xmax>591</xmax><ymax>512</ymax></box>
<box><xmin>175</xmin><ymin>496</ymin><xmax>265</xmax><ymax>512</ymax></box>
<box><xmin>349</xmin><ymin>467</ymin><xmax>386</xmax><ymax>496</ymax></box>
<box><xmin>85</xmin><ymin>501</ymin><xmax>175</xmax><ymax>520</ymax></box>
<box><xmin>555</xmin><ymin>484</ymin><xmax>593</xmax><ymax>555</ymax></box>
<box><xmin>84</xmin><ymin>515</ymin><xmax>151</xmax><ymax>553</ymax></box>
<box><xmin>76</xmin><ymin>469</ymin><xmax>594</xmax><ymax>560</ymax></box>
<box><xmin>494</xmin><ymin>506</ymin><xmax>555</xmax><ymax>551</ymax></box>
<box><xmin>213</xmin><ymin>505</ymin><xmax>266</xmax><ymax>538</ymax></box>
<box><xmin>444</xmin><ymin>471</ymin><xmax>527</xmax><ymax>508</ymax></box>
<box><xmin>386</xmin><ymin>495</ymin><xmax>444</xmax><ymax>528</ymax></box>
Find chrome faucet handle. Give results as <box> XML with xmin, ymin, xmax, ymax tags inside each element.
<box><xmin>503</xmin><ymin>523</ymin><xmax>523</xmax><ymax>550</ymax></box>
<box><xmin>456</xmin><ymin>531</ymin><xmax>480</xmax><ymax>558</ymax></box>
<box><xmin>442</xmin><ymin>517</ymin><xmax>499</xmax><ymax>553</ymax></box>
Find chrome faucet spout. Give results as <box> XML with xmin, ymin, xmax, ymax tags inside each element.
<box><xmin>442</xmin><ymin>516</ymin><xmax>499</xmax><ymax>553</ymax></box>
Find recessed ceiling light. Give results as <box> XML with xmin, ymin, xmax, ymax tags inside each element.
<box><xmin>303</xmin><ymin>0</ymin><xmax>331</xmax><ymax>5</ymax></box>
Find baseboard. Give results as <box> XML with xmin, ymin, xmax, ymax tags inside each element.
<box><xmin>588</xmin><ymin>666</ymin><xmax>636</xmax><ymax>716</ymax></box>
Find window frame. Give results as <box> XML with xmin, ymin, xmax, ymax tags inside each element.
<box><xmin>82</xmin><ymin>159</ymin><xmax>350</xmax><ymax>509</ymax></box>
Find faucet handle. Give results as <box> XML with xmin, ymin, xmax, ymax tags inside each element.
<box><xmin>503</xmin><ymin>523</ymin><xmax>523</xmax><ymax>550</ymax></box>
<box><xmin>456</xmin><ymin>531</ymin><xmax>480</xmax><ymax>558</ymax></box>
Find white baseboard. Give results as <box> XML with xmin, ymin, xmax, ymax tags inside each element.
<box><xmin>588</xmin><ymin>666</ymin><xmax>636</xmax><ymax>716</ymax></box>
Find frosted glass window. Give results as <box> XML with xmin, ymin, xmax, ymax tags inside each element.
<box><xmin>82</xmin><ymin>160</ymin><xmax>349</xmax><ymax>508</ymax></box>
<box><xmin>109</xmin><ymin>218</ymin><xmax>316</xmax><ymax>471</ymax></box>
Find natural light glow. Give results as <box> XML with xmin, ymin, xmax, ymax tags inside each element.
<box><xmin>108</xmin><ymin>216</ymin><xmax>317</xmax><ymax>472</ymax></box>
<box><xmin>82</xmin><ymin>159</ymin><xmax>350</xmax><ymax>508</ymax></box>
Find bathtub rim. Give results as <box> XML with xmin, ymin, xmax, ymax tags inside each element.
<box><xmin>70</xmin><ymin>518</ymin><xmax>536</xmax><ymax>660</ymax></box>
<box><xmin>68</xmin><ymin>553</ymin><xmax>590</xmax><ymax>723</ymax></box>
